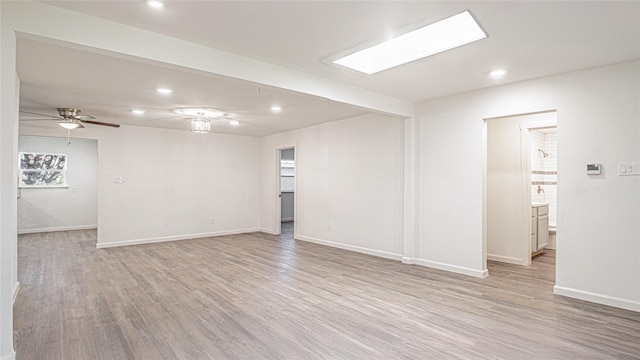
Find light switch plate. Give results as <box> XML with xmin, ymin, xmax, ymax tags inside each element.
<box><xmin>618</xmin><ymin>162</ymin><xmax>640</xmax><ymax>176</ymax></box>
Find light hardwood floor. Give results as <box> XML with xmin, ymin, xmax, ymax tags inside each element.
<box><xmin>15</xmin><ymin>225</ymin><xmax>640</xmax><ymax>359</ymax></box>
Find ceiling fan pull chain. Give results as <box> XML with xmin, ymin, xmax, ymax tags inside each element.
<box><xmin>67</xmin><ymin>129</ymin><xmax>71</xmax><ymax>146</ymax></box>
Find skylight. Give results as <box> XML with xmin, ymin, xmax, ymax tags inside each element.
<box><xmin>333</xmin><ymin>10</ymin><xmax>487</xmax><ymax>75</ymax></box>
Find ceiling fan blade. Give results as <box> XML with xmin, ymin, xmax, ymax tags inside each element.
<box><xmin>81</xmin><ymin>119</ymin><xmax>120</xmax><ymax>128</ymax></box>
<box><xmin>20</xmin><ymin>118</ymin><xmax>57</xmax><ymax>121</ymax></box>
<box><xmin>20</xmin><ymin>110</ymin><xmax>59</xmax><ymax>118</ymax></box>
<box><xmin>75</xmin><ymin>114</ymin><xmax>96</xmax><ymax>120</ymax></box>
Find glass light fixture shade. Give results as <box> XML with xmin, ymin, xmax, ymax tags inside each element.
<box><xmin>58</xmin><ymin>121</ymin><xmax>83</xmax><ymax>130</ymax></box>
<box><xmin>191</xmin><ymin>117</ymin><xmax>211</xmax><ymax>133</ymax></box>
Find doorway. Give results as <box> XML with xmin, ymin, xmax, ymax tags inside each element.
<box><xmin>485</xmin><ymin>111</ymin><xmax>557</xmax><ymax>268</ymax></box>
<box><xmin>277</xmin><ymin>147</ymin><xmax>295</xmax><ymax>238</ymax></box>
<box><xmin>17</xmin><ymin>135</ymin><xmax>98</xmax><ymax>234</ymax></box>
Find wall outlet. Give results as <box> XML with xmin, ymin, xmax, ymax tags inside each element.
<box><xmin>210</xmin><ymin>217</ymin><xmax>215</xmax><ymax>224</ymax></box>
<box><xmin>20</xmin><ymin>214</ymin><xmax>27</xmax><ymax>220</ymax></box>
<box><xmin>327</xmin><ymin>224</ymin><xmax>331</xmax><ymax>231</ymax></box>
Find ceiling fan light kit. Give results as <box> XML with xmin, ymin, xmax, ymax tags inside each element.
<box><xmin>58</xmin><ymin>121</ymin><xmax>84</xmax><ymax>130</ymax></box>
<box><xmin>19</xmin><ymin>107</ymin><xmax>121</xmax><ymax>131</ymax></box>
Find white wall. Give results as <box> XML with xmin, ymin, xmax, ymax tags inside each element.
<box><xmin>261</xmin><ymin>113</ymin><xmax>405</xmax><ymax>259</ymax></box>
<box><xmin>19</xmin><ymin>125</ymin><xmax>262</xmax><ymax>248</ymax></box>
<box><xmin>18</xmin><ymin>136</ymin><xmax>97</xmax><ymax>233</ymax></box>
<box><xmin>96</xmin><ymin>126</ymin><xmax>261</xmax><ymax>247</ymax></box>
<box><xmin>0</xmin><ymin>2</ymin><xmax>20</xmax><ymax>360</ymax></box>
<box><xmin>0</xmin><ymin>2</ymin><xmax>19</xmax><ymax>358</ymax></box>
<box><xmin>417</xmin><ymin>61</ymin><xmax>640</xmax><ymax>311</ymax></box>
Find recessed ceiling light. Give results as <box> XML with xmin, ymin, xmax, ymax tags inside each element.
<box><xmin>156</xmin><ymin>88</ymin><xmax>174</xmax><ymax>94</ymax></box>
<box><xmin>229</xmin><ymin>120</ymin><xmax>240</xmax><ymax>126</ymax></box>
<box><xmin>131</xmin><ymin>109</ymin><xmax>145</xmax><ymax>115</ymax></box>
<box><xmin>270</xmin><ymin>105</ymin><xmax>282</xmax><ymax>112</ymax></box>
<box><xmin>146</xmin><ymin>1</ymin><xmax>164</xmax><ymax>9</ymax></box>
<box><xmin>489</xmin><ymin>68</ymin><xmax>508</xmax><ymax>78</ymax></box>
<box><xmin>333</xmin><ymin>10</ymin><xmax>487</xmax><ymax>75</ymax></box>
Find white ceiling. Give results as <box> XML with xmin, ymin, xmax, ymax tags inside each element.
<box><xmin>16</xmin><ymin>1</ymin><xmax>640</xmax><ymax>136</ymax></box>
<box><xmin>18</xmin><ymin>37</ymin><xmax>369</xmax><ymax>136</ymax></box>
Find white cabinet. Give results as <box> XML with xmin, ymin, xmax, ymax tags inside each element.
<box><xmin>532</xmin><ymin>204</ymin><xmax>549</xmax><ymax>255</ymax></box>
<box><xmin>531</xmin><ymin>212</ymin><xmax>537</xmax><ymax>253</ymax></box>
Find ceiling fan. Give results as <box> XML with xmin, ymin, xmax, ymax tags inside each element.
<box><xmin>19</xmin><ymin>108</ymin><xmax>120</xmax><ymax>129</ymax></box>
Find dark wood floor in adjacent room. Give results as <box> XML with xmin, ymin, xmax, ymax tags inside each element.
<box><xmin>14</xmin><ymin>224</ymin><xmax>640</xmax><ymax>359</ymax></box>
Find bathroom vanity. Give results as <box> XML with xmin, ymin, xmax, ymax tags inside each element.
<box><xmin>531</xmin><ymin>204</ymin><xmax>549</xmax><ymax>256</ymax></box>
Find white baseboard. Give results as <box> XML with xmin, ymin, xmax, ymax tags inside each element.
<box><xmin>401</xmin><ymin>257</ymin><xmax>414</xmax><ymax>264</ymax></box>
<box><xmin>294</xmin><ymin>235</ymin><xmax>486</xmax><ymax>278</ymax></box>
<box><xmin>414</xmin><ymin>258</ymin><xmax>489</xmax><ymax>278</ymax></box>
<box><xmin>487</xmin><ymin>254</ymin><xmax>526</xmax><ymax>265</ymax></box>
<box><xmin>554</xmin><ymin>285</ymin><xmax>640</xmax><ymax>313</ymax></box>
<box><xmin>18</xmin><ymin>224</ymin><xmax>97</xmax><ymax>235</ymax></box>
<box><xmin>12</xmin><ymin>281</ymin><xmax>20</xmax><ymax>305</ymax></box>
<box><xmin>96</xmin><ymin>228</ymin><xmax>260</xmax><ymax>249</ymax></box>
<box><xmin>259</xmin><ymin>228</ymin><xmax>278</xmax><ymax>235</ymax></box>
<box><xmin>0</xmin><ymin>351</ymin><xmax>16</xmax><ymax>360</ymax></box>
<box><xmin>296</xmin><ymin>235</ymin><xmax>403</xmax><ymax>261</ymax></box>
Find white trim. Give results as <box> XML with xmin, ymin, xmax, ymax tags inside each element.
<box><xmin>295</xmin><ymin>235</ymin><xmax>488</xmax><ymax>278</ymax></box>
<box><xmin>12</xmin><ymin>282</ymin><xmax>20</xmax><ymax>305</ymax></box>
<box><xmin>260</xmin><ymin>228</ymin><xmax>278</xmax><ymax>235</ymax></box>
<box><xmin>403</xmin><ymin>117</ymin><xmax>418</xmax><ymax>263</ymax></box>
<box><xmin>554</xmin><ymin>285</ymin><xmax>640</xmax><ymax>313</ymax></box>
<box><xmin>296</xmin><ymin>235</ymin><xmax>403</xmax><ymax>261</ymax></box>
<box><xmin>414</xmin><ymin>258</ymin><xmax>489</xmax><ymax>278</ymax></box>
<box><xmin>18</xmin><ymin>224</ymin><xmax>97</xmax><ymax>235</ymax></box>
<box><xmin>0</xmin><ymin>351</ymin><xmax>16</xmax><ymax>360</ymax></box>
<box><xmin>487</xmin><ymin>254</ymin><xmax>526</xmax><ymax>265</ymax></box>
<box><xmin>96</xmin><ymin>228</ymin><xmax>260</xmax><ymax>249</ymax></box>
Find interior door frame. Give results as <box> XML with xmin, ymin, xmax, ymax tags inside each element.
<box><xmin>483</xmin><ymin>110</ymin><xmax>557</xmax><ymax>269</ymax></box>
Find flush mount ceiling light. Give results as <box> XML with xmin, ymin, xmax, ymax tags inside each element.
<box><xmin>130</xmin><ymin>109</ymin><xmax>145</xmax><ymax>115</ymax></box>
<box><xmin>58</xmin><ymin>121</ymin><xmax>84</xmax><ymax>130</ymax></box>
<box><xmin>229</xmin><ymin>120</ymin><xmax>240</xmax><ymax>126</ymax></box>
<box><xmin>333</xmin><ymin>10</ymin><xmax>487</xmax><ymax>75</ymax></box>
<box><xmin>270</xmin><ymin>105</ymin><xmax>283</xmax><ymax>112</ymax></box>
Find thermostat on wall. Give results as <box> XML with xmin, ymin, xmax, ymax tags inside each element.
<box><xmin>586</xmin><ymin>163</ymin><xmax>601</xmax><ymax>175</ymax></box>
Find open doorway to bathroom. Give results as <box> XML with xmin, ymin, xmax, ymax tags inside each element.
<box><xmin>529</xmin><ymin>127</ymin><xmax>557</xmax><ymax>252</ymax></box>
<box><xmin>279</xmin><ymin>148</ymin><xmax>295</xmax><ymax>239</ymax></box>
<box><xmin>485</xmin><ymin>111</ymin><xmax>557</xmax><ymax>269</ymax></box>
